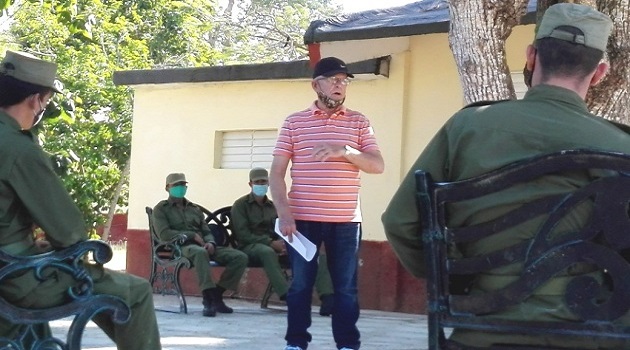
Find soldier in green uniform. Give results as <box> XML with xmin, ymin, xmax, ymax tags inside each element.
<box><xmin>231</xmin><ymin>167</ymin><xmax>335</xmax><ymax>315</ymax></box>
<box><xmin>382</xmin><ymin>4</ymin><xmax>630</xmax><ymax>349</ymax></box>
<box><xmin>0</xmin><ymin>50</ymin><xmax>161</xmax><ymax>349</ymax></box>
<box><xmin>152</xmin><ymin>173</ymin><xmax>248</xmax><ymax>317</ymax></box>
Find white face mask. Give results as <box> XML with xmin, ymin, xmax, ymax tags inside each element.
<box><xmin>32</xmin><ymin>98</ymin><xmax>46</xmax><ymax>127</ymax></box>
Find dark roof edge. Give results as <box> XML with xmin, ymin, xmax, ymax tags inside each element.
<box><xmin>304</xmin><ymin>10</ymin><xmax>537</xmax><ymax>44</ymax></box>
<box><xmin>113</xmin><ymin>57</ymin><xmax>390</xmax><ymax>86</ymax></box>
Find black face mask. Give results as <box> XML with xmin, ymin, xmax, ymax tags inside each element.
<box><xmin>523</xmin><ymin>65</ymin><xmax>533</xmax><ymax>88</ymax></box>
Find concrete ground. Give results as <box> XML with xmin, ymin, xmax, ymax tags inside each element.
<box><xmin>50</xmin><ymin>294</ymin><xmax>428</xmax><ymax>350</ymax></box>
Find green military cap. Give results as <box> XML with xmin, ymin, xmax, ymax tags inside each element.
<box><xmin>166</xmin><ymin>173</ymin><xmax>187</xmax><ymax>186</ymax></box>
<box><xmin>536</xmin><ymin>3</ymin><xmax>612</xmax><ymax>52</ymax></box>
<box><xmin>0</xmin><ymin>50</ymin><xmax>63</xmax><ymax>93</ymax></box>
<box><xmin>249</xmin><ymin>167</ymin><xmax>268</xmax><ymax>181</ymax></box>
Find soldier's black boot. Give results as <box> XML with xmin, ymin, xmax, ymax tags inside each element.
<box><xmin>202</xmin><ymin>288</ymin><xmax>216</xmax><ymax>317</ymax></box>
<box><xmin>212</xmin><ymin>286</ymin><xmax>233</xmax><ymax>314</ymax></box>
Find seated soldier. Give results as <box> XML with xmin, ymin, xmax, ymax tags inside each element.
<box><xmin>152</xmin><ymin>173</ymin><xmax>248</xmax><ymax>317</ymax></box>
<box><xmin>0</xmin><ymin>50</ymin><xmax>160</xmax><ymax>349</ymax></box>
<box><xmin>383</xmin><ymin>4</ymin><xmax>630</xmax><ymax>348</ymax></box>
<box><xmin>231</xmin><ymin>168</ymin><xmax>334</xmax><ymax>315</ymax></box>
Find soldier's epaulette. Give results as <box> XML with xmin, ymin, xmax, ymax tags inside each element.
<box><xmin>461</xmin><ymin>99</ymin><xmax>510</xmax><ymax>109</ymax></box>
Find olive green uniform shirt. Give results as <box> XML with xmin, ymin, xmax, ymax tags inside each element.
<box><xmin>382</xmin><ymin>84</ymin><xmax>630</xmax><ymax>279</ymax></box>
<box><xmin>382</xmin><ymin>85</ymin><xmax>630</xmax><ymax>347</ymax></box>
<box><xmin>152</xmin><ymin>198</ymin><xmax>216</xmax><ymax>245</ymax></box>
<box><xmin>231</xmin><ymin>193</ymin><xmax>277</xmax><ymax>248</ymax></box>
<box><xmin>0</xmin><ymin>111</ymin><xmax>161</xmax><ymax>349</ymax></box>
<box><xmin>0</xmin><ymin>111</ymin><xmax>86</xmax><ymax>254</ymax></box>
<box><xmin>152</xmin><ymin>197</ymin><xmax>248</xmax><ymax>292</ymax></box>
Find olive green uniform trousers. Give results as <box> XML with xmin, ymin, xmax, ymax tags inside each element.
<box><xmin>0</xmin><ymin>264</ymin><xmax>161</xmax><ymax>350</ymax></box>
<box><xmin>182</xmin><ymin>245</ymin><xmax>248</xmax><ymax>291</ymax></box>
<box><xmin>242</xmin><ymin>243</ymin><xmax>333</xmax><ymax>298</ymax></box>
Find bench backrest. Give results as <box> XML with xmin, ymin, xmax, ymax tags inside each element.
<box><xmin>199</xmin><ymin>205</ymin><xmax>235</xmax><ymax>248</ymax></box>
<box><xmin>416</xmin><ymin>149</ymin><xmax>630</xmax><ymax>349</ymax></box>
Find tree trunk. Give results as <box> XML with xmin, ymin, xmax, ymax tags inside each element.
<box><xmin>101</xmin><ymin>159</ymin><xmax>130</xmax><ymax>241</ymax></box>
<box><xmin>586</xmin><ymin>0</ymin><xmax>630</xmax><ymax>122</ymax></box>
<box><xmin>449</xmin><ymin>0</ymin><xmax>530</xmax><ymax>104</ymax></box>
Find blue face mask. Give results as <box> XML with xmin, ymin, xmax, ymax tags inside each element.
<box><xmin>252</xmin><ymin>184</ymin><xmax>268</xmax><ymax>197</ymax></box>
<box><xmin>169</xmin><ymin>185</ymin><xmax>187</xmax><ymax>198</ymax></box>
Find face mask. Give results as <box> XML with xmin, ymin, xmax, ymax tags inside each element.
<box><xmin>316</xmin><ymin>90</ymin><xmax>345</xmax><ymax>110</ymax></box>
<box><xmin>523</xmin><ymin>65</ymin><xmax>533</xmax><ymax>88</ymax></box>
<box><xmin>252</xmin><ymin>184</ymin><xmax>268</xmax><ymax>197</ymax></box>
<box><xmin>32</xmin><ymin>99</ymin><xmax>46</xmax><ymax>127</ymax></box>
<box><xmin>169</xmin><ymin>185</ymin><xmax>187</xmax><ymax>198</ymax></box>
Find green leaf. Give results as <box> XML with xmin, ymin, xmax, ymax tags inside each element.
<box><xmin>0</xmin><ymin>0</ymin><xmax>13</xmax><ymax>11</ymax></box>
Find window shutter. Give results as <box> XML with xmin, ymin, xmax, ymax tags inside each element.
<box><xmin>220</xmin><ymin>130</ymin><xmax>277</xmax><ymax>169</ymax></box>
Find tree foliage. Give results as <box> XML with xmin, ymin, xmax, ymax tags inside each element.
<box><xmin>1</xmin><ymin>0</ymin><xmax>338</xmax><ymax>235</ymax></box>
<box><xmin>3</xmin><ymin>0</ymin><xmax>221</xmax><ymax>234</ymax></box>
<box><xmin>211</xmin><ymin>0</ymin><xmax>340</xmax><ymax>63</ymax></box>
<box><xmin>6</xmin><ymin>0</ymin><xmax>150</xmax><ymax>234</ymax></box>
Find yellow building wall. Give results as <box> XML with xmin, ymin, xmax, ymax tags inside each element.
<box><xmin>127</xmin><ymin>24</ymin><xmax>535</xmax><ymax>242</ymax></box>
<box><xmin>128</xmin><ymin>71</ymin><xmax>405</xmax><ymax>241</ymax></box>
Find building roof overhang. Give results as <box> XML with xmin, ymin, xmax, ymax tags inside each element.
<box><xmin>304</xmin><ymin>0</ymin><xmax>537</xmax><ymax>44</ymax></box>
<box><xmin>113</xmin><ymin>57</ymin><xmax>390</xmax><ymax>86</ymax></box>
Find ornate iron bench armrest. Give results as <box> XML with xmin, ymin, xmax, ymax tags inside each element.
<box><xmin>0</xmin><ymin>239</ymin><xmax>130</xmax><ymax>350</ymax></box>
<box><xmin>154</xmin><ymin>233</ymin><xmax>189</xmax><ymax>260</ymax></box>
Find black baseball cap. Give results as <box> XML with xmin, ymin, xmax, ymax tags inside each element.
<box><xmin>312</xmin><ymin>57</ymin><xmax>354</xmax><ymax>79</ymax></box>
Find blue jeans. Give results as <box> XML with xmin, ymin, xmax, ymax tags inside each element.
<box><xmin>285</xmin><ymin>220</ymin><xmax>361</xmax><ymax>350</ymax></box>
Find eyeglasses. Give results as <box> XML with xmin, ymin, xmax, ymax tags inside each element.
<box><xmin>317</xmin><ymin>76</ymin><xmax>351</xmax><ymax>86</ymax></box>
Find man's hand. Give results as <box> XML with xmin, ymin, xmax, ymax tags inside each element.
<box><xmin>277</xmin><ymin>215</ymin><xmax>297</xmax><ymax>242</ymax></box>
<box><xmin>204</xmin><ymin>242</ymin><xmax>215</xmax><ymax>256</ymax></box>
<box><xmin>312</xmin><ymin>144</ymin><xmax>345</xmax><ymax>162</ymax></box>
<box><xmin>35</xmin><ymin>239</ymin><xmax>52</xmax><ymax>252</ymax></box>
<box><xmin>270</xmin><ymin>240</ymin><xmax>287</xmax><ymax>255</ymax></box>
<box><xmin>193</xmin><ymin>233</ymin><xmax>205</xmax><ymax>246</ymax></box>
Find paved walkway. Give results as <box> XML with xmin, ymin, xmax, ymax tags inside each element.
<box><xmin>50</xmin><ymin>294</ymin><xmax>428</xmax><ymax>350</ymax></box>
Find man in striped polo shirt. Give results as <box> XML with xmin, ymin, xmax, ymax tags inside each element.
<box><xmin>270</xmin><ymin>57</ymin><xmax>385</xmax><ymax>350</ymax></box>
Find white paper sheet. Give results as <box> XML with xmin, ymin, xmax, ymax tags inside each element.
<box><xmin>274</xmin><ymin>219</ymin><xmax>316</xmax><ymax>261</ymax></box>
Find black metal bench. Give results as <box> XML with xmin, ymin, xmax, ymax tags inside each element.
<box><xmin>417</xmin><ymin>149</ymin><xmax>630</xmax><ymax>350</ymax></box>
<box><xmin>0</xmin><ymin>239</ymin><xmax>130</xmax><ymax>350</ymax></box>
<box><xmin>146</xmin><ymin>206</ymin><xmax>192</xmax><ymax>313</ymax></box>
<box><xmin>202</xmin><ymin>206</ymin><xmax>290</xmax><ymax>309</ymax></box>
<box><xmin>146</xmin><ymin>205</ymin><xmax>289</xmax><ymax>313</ymax></box>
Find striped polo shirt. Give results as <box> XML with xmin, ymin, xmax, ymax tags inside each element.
<box><xmin>273</xmin><ymin>102</ymin><xmax>380</xmax><ymax>223</ymax></box>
